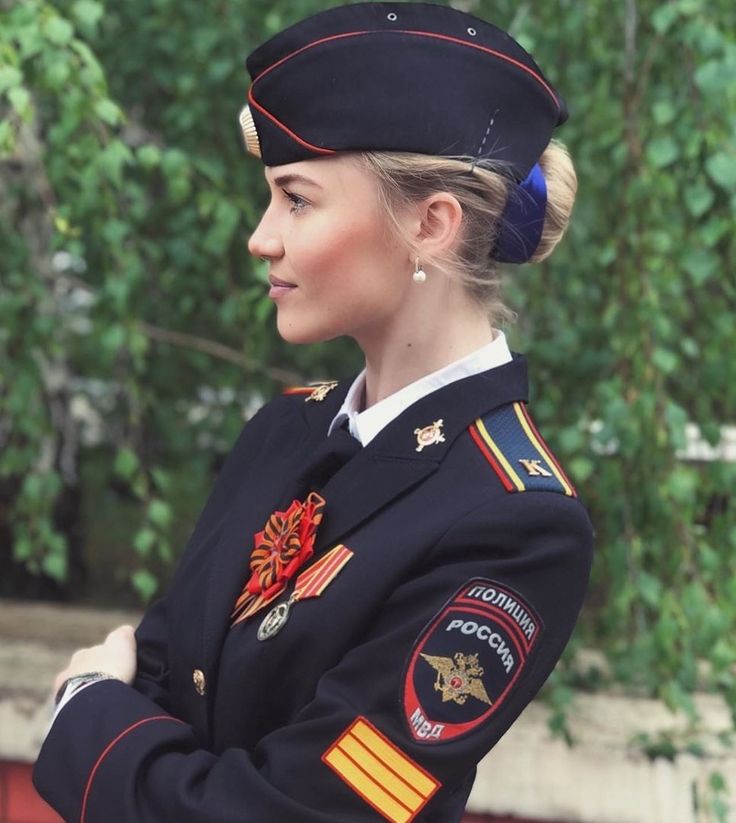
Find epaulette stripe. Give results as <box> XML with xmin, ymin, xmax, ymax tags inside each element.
<box><xmin>470</xmin><ymin>404</ymin><xmax>576</xmax><ymax>496</ymax></box>
<box><xmin>514</xmin><ymin>403</ymin><xmax>577</xmax><ymax>497</ymax></box>
<box><xmin>469</xmin><ymin>425</ymin><xmax>516</xmax><ymax>492</ymax></box>
<box><xmin>473</xmin><ymin>418</ymin><xmax>526</xmax><ymax>492</ymax></box>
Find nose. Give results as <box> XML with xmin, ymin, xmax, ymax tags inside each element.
<box><xmin>248</xmin><ymin>207</ymin><xmax>284</xmax><ymax>260</ymax></box>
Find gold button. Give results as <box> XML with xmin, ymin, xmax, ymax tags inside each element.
<box><xmin>192</xmin><ymin>668</ymin><xmax>206</xmax><ymax>696</ymax></box>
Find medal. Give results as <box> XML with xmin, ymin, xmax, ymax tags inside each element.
<box><xmin>257</xmin><ymin>599</ymin><xmax>294</xmax><ymax>640</ymax></box>
<box><xmin>256</xmin><ymin>543</ymin><xmax>353</xmax><ymax>641</ymax></box>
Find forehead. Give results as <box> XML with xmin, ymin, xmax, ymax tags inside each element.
<box><xmin>264</xmin><ymin>155</ymin><xmax>374</xmax><ymax>193</ymax></box>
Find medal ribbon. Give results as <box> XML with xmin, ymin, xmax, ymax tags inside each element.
<box><xmin>232</xmin><ymin>543</ymin><xmax>353</xmax><ymax>627</ymax></box>
<box><xmin>292</xmin><ymin>543</ymin><xmax>353</xmax><ymax>601</ymax></box>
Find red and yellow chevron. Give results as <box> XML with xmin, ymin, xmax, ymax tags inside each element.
<box><xmin>322</xmin><ymin>717</ymin><xmax>440</xmax><ymax>823</ymax></box>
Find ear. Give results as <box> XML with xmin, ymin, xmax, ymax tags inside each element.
<box><xmin>412</xmin><ymin>192</ymin><xmax>463</xmax><ymax>262</ymax></box>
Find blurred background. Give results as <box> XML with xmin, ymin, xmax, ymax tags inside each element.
<box><xmin>1</xmin><ymin>0</ymin><xmax>735</xmax><ymax>821</ymax></box>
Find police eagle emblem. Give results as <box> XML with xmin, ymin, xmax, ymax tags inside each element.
<box><xmin>419</xmin><ymin>652</ymin><xmax>493</xmax><ymax>706</ymax></box>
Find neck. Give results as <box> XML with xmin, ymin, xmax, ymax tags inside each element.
<box><xmin>356</xmin><ymin>283</ymin><xmax>494</xmax><ymax>407</ymax></box>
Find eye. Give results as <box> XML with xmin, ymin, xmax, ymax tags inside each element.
<box><xmin>282</xmin><ymin>189</ymin><xmax>309</xmax><ymax>214</ymax></box>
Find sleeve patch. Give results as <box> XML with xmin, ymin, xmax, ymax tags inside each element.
<box><xmin>322</xmin><ymin>717</ymin><xmax>441</xmax><ymax>823</ymax></box>
<box><xmin>403</xmin><ymin>579</ymin><xmax>543</xmax><ymax>744</ymax></box>
<box><xmin>469</xmin><ymin>401</ymin><xmax>577</xmax><ymax>496</ymax></box>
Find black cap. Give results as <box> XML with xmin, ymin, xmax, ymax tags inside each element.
<box><xmin>241</xmin><ymin>2</ymin><xmax>567</xmax><ymax>178</ymax></box>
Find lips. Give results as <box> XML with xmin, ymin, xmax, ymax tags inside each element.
<box><xmin>268</xmin><ymin>274</ymin><xmax>297</xmax><ymax>300</ymax></box>
<box><xmin>269</xmin><ymin>274</ymin><xmax>296</xmax><ymax>288</ymax></box>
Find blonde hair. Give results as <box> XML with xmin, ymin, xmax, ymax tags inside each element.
<box><xmin>358</xmin><ymin>140</ymin><xmax>577</xmax><ymax>322</ymax></box>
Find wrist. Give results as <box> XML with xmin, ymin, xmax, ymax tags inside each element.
<box><xmin>54</xmin><ymin>671</ymin><xmax>118</xmax><ymax>706</ymax></box>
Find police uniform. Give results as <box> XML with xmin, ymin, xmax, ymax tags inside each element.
<box><xmin>34</xmin><ymin>4</ymin><xmax>593</xmax><ymax>822</ymax></box>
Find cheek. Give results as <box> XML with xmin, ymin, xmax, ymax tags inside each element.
<box><xmin>290</xmin><ymin>213</ymin><xmax>394</xmax><ymax>282</ymax></box>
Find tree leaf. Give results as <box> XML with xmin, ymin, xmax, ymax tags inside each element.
<box><xmin>72</xmin><ymin>0</ymin><xmax>104</xmax><ymax>30</ymax></box>
<box><xmin>148</xmin><ymin>499</ymin><xmax>172</xmax><ymax>528</ymax></box>
<box><xmin>0</xmin><ymin>66</ymin><xmax>23</xmax><ymax>94</ymax></box>
<box><xmin>684</xmin><ymin>182</ymin><xmax>715</xmax><ymax>218</ymax></box>
<box><xmin>44</xmin><ymin>16</ymin><xmax>74</xmax><ymax>46</ymax></box>
<box><xmin>134</xmin><ymin>528</ymin><xmax>156</xmax><ymax>556</ymax></box>
<box><xmin>682</xmin><ymin>248</ymin><xmax>718</xmax><ymax>285</ymax></box>
<box><xmin>651</xmin><ymin>5</ymin><xmax>680</xmax><ymax>34</ymax></box>
<box><xmin>705</xmin><ymin>152</ymin><xmax>736</xmax><ymax>190</ymax></box>
<box><xmin>131</xmin><ymin>569</ymin><xmax>158</xmax><ymax>602</ymax></box>
<box><xmin>646</xmin><ymin>136</ymin><xmax>679</xmax><ymax>169</ymax></box>
<box><xmin>114</xmin><ymin>447</ymin><xmax>139</xmax><ymax>480</ymax></box>
<box><xmin>94</xmin><ymin>98</ymin><xmax>122</xmax><ymax>125</ymax></box>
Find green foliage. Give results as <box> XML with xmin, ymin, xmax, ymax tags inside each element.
<box><xmin>0</xmin><ymin>0</ymin><xmax>355</xmax><ymax>599</ymax></box>
<box><xmin>1</xmin><ymin>0</ymin><xmax>735</xmax><ymax>775</ymax></box>
<box><xmin>495</xmin><ymin>0</ymin><xmax>736</xmax><ymax>772</ymax></box>
<box><xmin>694</xmin><ymin>770</ymin><xmax>732</xmax><ymax>823</ymax></box>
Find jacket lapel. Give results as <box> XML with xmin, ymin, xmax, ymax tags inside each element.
<box><xmin>198</xmin><ymin>356</ymin><xmax>528</xmax><ymax>682</ymax></box>
<box><xmin>200</xmin><ymin>381</ymin><xmax>351</xmax><ymax>680</ymax></box>
<box><xmin>315</xmin><ymin>355</ymin><xmax>529</xmax><ymax>550</ymax></box>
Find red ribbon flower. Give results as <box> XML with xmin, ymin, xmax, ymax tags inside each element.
<box><xmin>231</xmin><ymin>492</ymin><xmax>325</xmax><ymax>624</ymax></box>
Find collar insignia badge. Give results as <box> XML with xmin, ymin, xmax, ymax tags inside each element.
<box><xmin>518</xmin><ymin>458</ymin><xmax>553</xmax><ymax>477</ymax></box>
<box><xmin>420</xmin><ymin>652</ymin><xmax>492</xmax><ymax>706</ymax></box>
<box><xmin>414</xmin><ymin>419</ymin><xmax>445</xmax><ymax>452</ymax></box>
<box><xmin>307</xmin><ymin>381</ymin><xmax>339</xmax><ymax>402</ymax></box>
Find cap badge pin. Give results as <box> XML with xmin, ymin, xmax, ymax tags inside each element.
<box><xmin>414</xmin><ymin>419</ymin><xmax>445</xmax><ymax>452</ymax></box>
<box><xmin>238</xmin><ymin>105</ymin><xmax>261</xmax><ymax>158</ymax></box>
<box><xmin>306</xmin><ymin>382</ymin><xmax>339</xmax><ymax>403</ymax></box>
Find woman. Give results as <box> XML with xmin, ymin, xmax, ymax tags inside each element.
<box><xmin>35</xmin><ymin>4</ymin><xmax>593</xmax><ymax>822</ymax></box>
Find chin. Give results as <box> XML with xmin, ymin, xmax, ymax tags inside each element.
<box><xmin>276</xmin><ymin>315</ymin><xmax>341</xmax><ymax>346</ymax></box>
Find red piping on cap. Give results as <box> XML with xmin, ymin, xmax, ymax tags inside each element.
<box><xmin>247</xmin><ymin>86</ymin><xmax>337</xmax><ymax>157</ymax></box>
<box><xmin>401</xmin><ymin>30</ymin><xmax>560</xmax><ymax>110</ymax></box>
<box><xmin>251</xmin><ymin>29</ymin><xmax>561</xmax><ymax>112</ymax></box>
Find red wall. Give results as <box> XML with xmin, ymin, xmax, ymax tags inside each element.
<box><xmin>0</xmin><ymin>760</ymin><xmax>558</xmax><ymax>823</ymax></box>
<box><xmin>0</xmin><ymin>764</ymin><xmax>61</xmax><ymax>823</ymax></box>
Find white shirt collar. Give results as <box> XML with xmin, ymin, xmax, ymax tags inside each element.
<box><xmin>329</xmin><ymin>331</ymin><xmax>512</xmax><ymax>445</ymax></box>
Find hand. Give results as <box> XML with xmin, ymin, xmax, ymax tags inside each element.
<box><xmin>53</xmin><ymin>625</ymin><xmax>138</xmax><ymax>695</ymax></box>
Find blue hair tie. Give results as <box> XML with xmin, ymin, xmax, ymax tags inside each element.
<box><xmin>492</xmin><ymin>163</ymin><xmax>548</xmax><ymax>264</ymax></box>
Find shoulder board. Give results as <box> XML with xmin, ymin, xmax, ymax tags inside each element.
<box><xmin>282</xmin><ymin>381</ymin><xmax>339</xmax><ymax>403</ymax></box>
<box><xmin>469</xmin><ymin>402</ymin><xmax>577</xmax><ymax>497</ymax></box>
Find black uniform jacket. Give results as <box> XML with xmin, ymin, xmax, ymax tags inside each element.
<box><xmin>34</xmin><ymin>355</ymin><xmax>593</xmax><ymax>823</ymax></box>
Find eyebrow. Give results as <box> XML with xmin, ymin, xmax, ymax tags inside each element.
<box><xmin>270</xmin><ymin>173</ymin><xmax>323</xmax><ymax>190</ymax></box>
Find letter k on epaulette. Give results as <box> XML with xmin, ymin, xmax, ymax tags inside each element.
<box><xmin>469</xmin><ymin>401</ymin><xmax>577</xmax><ymax>496</ymax></box>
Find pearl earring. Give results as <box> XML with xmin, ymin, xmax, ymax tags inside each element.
<box><xmin>413</xmin><ymin>258</ymin><xmax>427</xmax><ymax>284</ymax></box>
